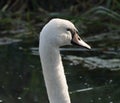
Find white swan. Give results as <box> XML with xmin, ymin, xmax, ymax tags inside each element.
<box><xmin>39</xmin><ymin>18</ymin><xmax>91</xmax><ymax>103</ymax></box>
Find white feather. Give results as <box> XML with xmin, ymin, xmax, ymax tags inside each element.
<box><xmin>39</xmin><ymin>18</ymin><xmax>91</xmax><ymax>103</ymax></box>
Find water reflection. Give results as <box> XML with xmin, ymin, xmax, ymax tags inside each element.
<box><xmin>0</xmin><ymin>40</ymin><xmax>120</xmax><ymax>103</ymax></box>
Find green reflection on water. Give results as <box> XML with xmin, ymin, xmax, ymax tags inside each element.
<box><xmin>0</xmin><ymin>42</ymin><xmax>120</xmax><ymax>103</ymax></box>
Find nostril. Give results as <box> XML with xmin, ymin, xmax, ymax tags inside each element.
<box><xmin>78</xmin><ymin>37</ymin><xmax>81</xmax><ymax>40</ymax></box>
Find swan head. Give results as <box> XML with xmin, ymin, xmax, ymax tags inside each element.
<box><xmin>40</xmin><ymin>18</ymin><xmax>91</xmax><ymax>49</ymax></box>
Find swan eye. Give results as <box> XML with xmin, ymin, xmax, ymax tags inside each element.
<box><xmin>66</xmin><ymin>28</ymin><xmax>75</xmax><ymax>36</ymax></box>
<box><xmin>66</xmin><ymin>28</ymin><xmax>79</xmax><ymax>38</ymax></box>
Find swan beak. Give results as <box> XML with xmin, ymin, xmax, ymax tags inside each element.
<box><xmin>71</xmin><ymin>33</ymin><xmax>91</xmax><ymax>49</ymax></box>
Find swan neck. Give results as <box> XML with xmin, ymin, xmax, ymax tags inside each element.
<box><xmin>40</xmin><ymin>44</ymin><xmax>71</xmax><ymax>103</ymax></box>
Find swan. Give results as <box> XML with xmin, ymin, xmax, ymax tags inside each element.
<box><xmin>39</xmin><ymin>18</ymin><xmax>91</xmax><ymax>103</ymax></box>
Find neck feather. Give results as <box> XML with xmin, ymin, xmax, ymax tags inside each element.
<box><xmin>40</xmin><ymin>43</ymin><xmax>71</xmax><ymax>103</ymax></box>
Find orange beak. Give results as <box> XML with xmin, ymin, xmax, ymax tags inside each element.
<box><xmin>71</xmin><ymin>33</ymin><xmax>91</xmax><ymax>49</ymax></box>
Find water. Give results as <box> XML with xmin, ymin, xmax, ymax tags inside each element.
<box><xmin>0</xmin><ymin>35</ymin><xmax>120</xmax><ymax>103</ymax></box>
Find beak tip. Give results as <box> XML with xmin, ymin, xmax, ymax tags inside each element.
<box><xmin>84</xmin><ymin>45</ymin><xmax>91</xmax><ymax>50</ymax></box>
<box><xmin>88</xmin><ymin>45</ymin><xmax>91</xmax><ymax>50</ymax></box>
<box><xmin>82</xmin><ymin>42</ymin><xmax>91</xmax><ymax>50</ymax></box>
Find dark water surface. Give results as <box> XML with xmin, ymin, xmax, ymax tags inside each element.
<box><xmin>0</xmin><ymin>31</ymin><xmax>120</xmax><ymax>103</ymax></box>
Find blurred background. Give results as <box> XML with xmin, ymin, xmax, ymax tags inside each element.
<box><xmin>0</xmin><ymin>0</ymin><xmax>120</xmax><ymax>103</ymax></box>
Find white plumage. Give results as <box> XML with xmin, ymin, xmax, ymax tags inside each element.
<box><xmin>39</xmin><ymin>18</ymin><xmax>91</xmax><ymax>103</ymax></box>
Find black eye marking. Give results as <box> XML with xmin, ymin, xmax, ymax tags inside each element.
<box><xmin>66</xmin><ymin>28</ymin><xmax>78</xmax><ymax>38</ymax></box>
<box><xmin>67</xmin><ymin>28</ymin><xmax>75</xmax><ymax>36</ymax></box>
<box><xmin>75</xmin><ymin>29</ymin><xmax>79</xmax><ymax>34</ymax></box>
